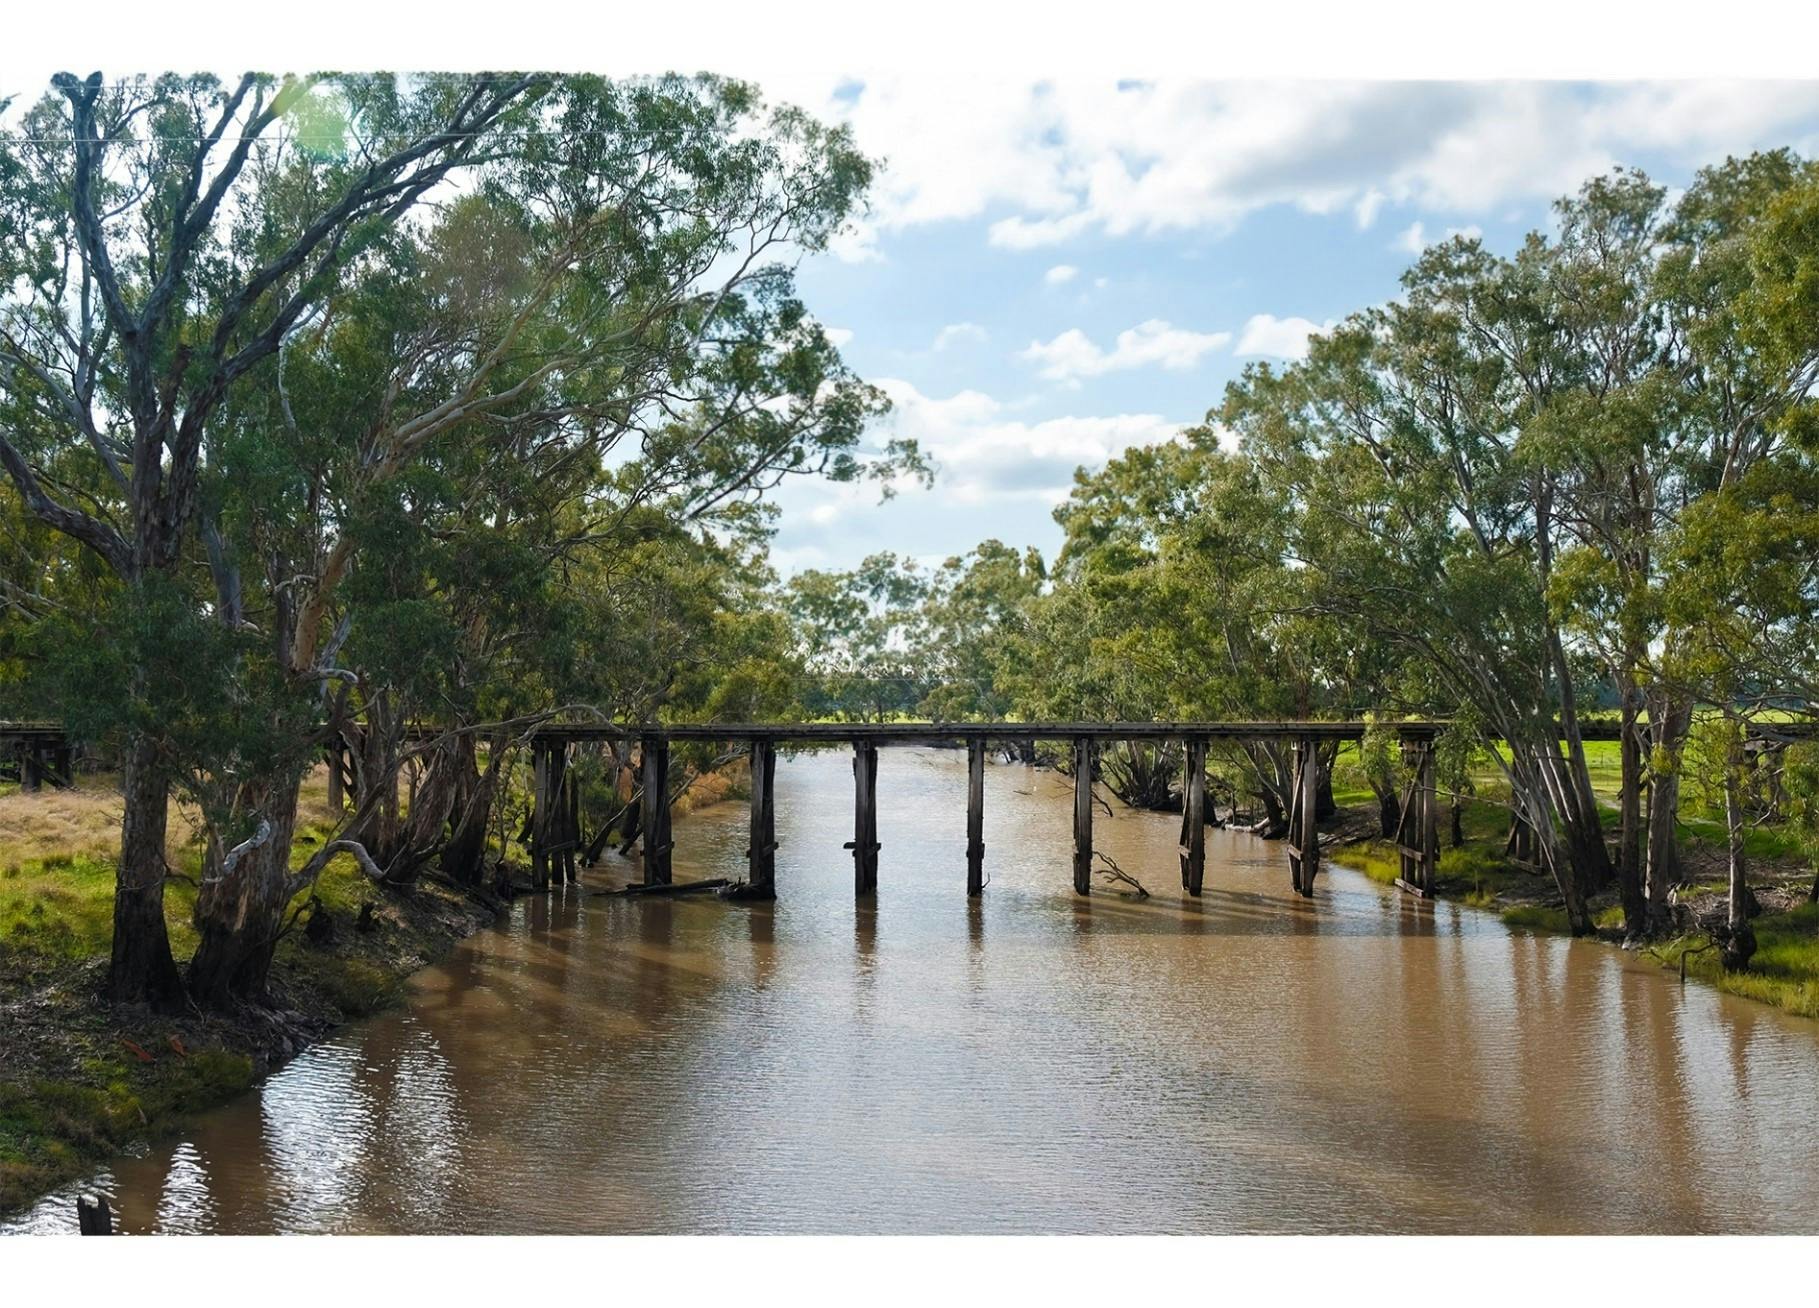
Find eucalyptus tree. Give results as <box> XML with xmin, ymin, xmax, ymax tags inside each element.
<box><xmin>1647</xmin><ymin>162</ymin><xmax>1819</xmax><ymax>959</ymax></box>
<box><xmin>1626</xmin><ymin>151</ymin><xmax>1819</xmax><ymax>931</ymax></box>
<box><xmin>784</xmin><ymin>552</ymin><xmax>930</xmax><ymax>721</ymax></box>
<box><xmin>0</xmin><ymin>71</ymin><xmax>545</xmax><ymax>1006</ymax></box>
<box><xmin>992</xmin><ymin>438</ymin><xmax>1371</xmax><ymax>818</ymax></box>
<box><xmin>912</xmin><ymin>539</ymin><xmax>1046</xmax><ymax>723</ymax></box>
<box><xmin>1224</xmin><ymin>246</ymin><xmax>1618</xmax><ymax>932</ymax></box>
<box><xmin>1532</xmin><ymin>169</ymin><xmax>1680</xmax><ymax>935</ymax></box>
<box><xmin>2</xmin><ymin>70</ymin><xmax>914</xmax><ymax>1009</ymax></box>
<box><xmin>176</xmin><ymin>76</ymin><xmax>908</xmax><ymax>1006</ymax></box>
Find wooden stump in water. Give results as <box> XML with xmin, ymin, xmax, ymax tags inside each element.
<box><xmin>76</xmin><ymin>1193</ymin><xmax>113</xmax><ymax>1235</ymax></box>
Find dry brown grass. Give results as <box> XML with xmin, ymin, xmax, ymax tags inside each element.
<box><xmin>673</xmin><ymin>757</ymin><xmax>750</xmax><ymax>819</ymax></box>
<box><xmin>0</xmin><ymin>762</ymin><xmax>341</xmax><ymax>871</ymax></box>
<box><xmin>0</xmin><ymin>777</ymin><xmax>134</xmax><ymax>867</ymax></box>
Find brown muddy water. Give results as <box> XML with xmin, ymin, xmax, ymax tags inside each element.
<box><xmin>7</xmin><ymin>746</ymin><xmax>1819</xmax><ymax>1234</ymax></box>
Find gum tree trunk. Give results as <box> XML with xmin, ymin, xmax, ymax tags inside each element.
<box><xmin>1720</xmin><ymin>735</ymin><xmax>1757</xmax><ymax>973</ymax></box>
<box><xmin>1644</xmin><ymin>691</ymin><xmax>1691</xmax><ymax>933</ymax></box>
<box><xmin>108</xmin><ymin>733</ymin><xmax>186</xmax><ymax>1010</ymax></box>
<box><xmin>187</xmin><ymin>777</ymin><xmax>305</xmax><ymax>1007</ymax></box>
<box><xmin>440</xmin><ymin>732</ymin><xmax>504</xmax><ymax>887</ymax></box>
<box><xmin>1616</xmin><ymin>680</ymin><xmax>1646</xmax><ymax>938</ymax></box>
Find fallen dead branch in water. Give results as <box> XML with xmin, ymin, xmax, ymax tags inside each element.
<box><xmin>1092</xmin><ymin>851</ymin><xmax>1151</xmax><ymax>899</ymax></box>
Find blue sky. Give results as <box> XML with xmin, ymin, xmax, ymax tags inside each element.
<box><xmin>760</xmin><ymin>79</ymin><xmax>1819</xmax><ymax>575</ymax></box>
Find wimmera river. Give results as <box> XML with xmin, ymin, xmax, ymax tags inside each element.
<box><xmin>8</xmin><ymin>746</ymin><xmax>1819</xmax><ymax>1234</ymax></box>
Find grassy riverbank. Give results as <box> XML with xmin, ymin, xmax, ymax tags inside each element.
<box><xmin>1325</xmin><ymin>744</ymin><xmax>1819</xmax><ymax>1021</ymax></box>
<box><xmin>0</xmin><ymin>768</ymin><xmax>501</xmax><ymax>1216</ymax></box>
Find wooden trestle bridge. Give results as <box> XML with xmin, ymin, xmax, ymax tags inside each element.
<box><xmin>0</xmin><ymin>722</ymin><xmax>73</xmax><ymax>792</ymax></box>
<box><xmin>518</xmin><ymin>721</ymin><xmax>1452</xmax><ymax>904</ymax></box>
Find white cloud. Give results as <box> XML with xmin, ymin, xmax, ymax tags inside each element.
<box><xmin>1021</xmin><ymin>319</ymin><xmax>1231</xmax><ymax>384</ymax></box>
<box><xmin>876</xmin><ymin>379</ymin><xmax>1183</xmax><ymax>506</ymax></box>
<box><xmin>822</xmin><ymin>325</ymin><xmax>855</xmax><ymax>348</ymax></box>
<box><xmin>932</xmin><ymin>322</ymin><xmax>988</xmax><ymax>351</ymax></box>
<box><xmin>1394</xmin><ymin>220</ymin><xmax>1484</xmax><ymax>255</ymax></box>
<box><xmin>1235</xmin><ymin>313</ymin><xmax>1334</xmax><ymax>360</ymax></box>
<box><xmin>776</xmin><ymin>78</ymin><xmax>1819</xmax><ymax>249</ymax></box>
<box><xmin>1044</xmin><ymin>263</ymin><xmax>1079</xmax><ymax>285</ymax></box>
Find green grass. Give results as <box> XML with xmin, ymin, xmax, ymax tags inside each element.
<box><xmin>0</xmin><ymin>1049</ymin><xmax>255</xmax><ymax>1214</ymax></box>
<box><xmin>0</xmin><ymin>838</ymin><xmax>380</xmax><ymax>965</ymax></box>
<box><xmin>0</xmin><ymin>854</ymin><xmax>204</xmax><ymax>960</ymax></box>
<box><xmin>1651</xmin><ymin>902</ymin><xmax>1819</xmax><ymax>1020</ymax></box>
<box><xmin>0</xmin><ymin>816</ymin><xmax>418</xmax><ymax>1215</ymax></box>
<box><xmin>1497</xmin><ymin>903</ymin><xmax>1626</xmax><ymax>934</ymax></box>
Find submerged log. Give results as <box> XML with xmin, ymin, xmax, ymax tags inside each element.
<box><xmin>719</xmin><ymin>879</ymin><xmax>779</xmax><ymax>902</ymax></box>
<box><xmin>599</xmin><ymin>878</ymin><xmax>730</xmax><ymax>898</ymax></box>
<box><xmin>1093</xmin><ymin>851</ymin><xmax>1151</xmax><ymax>899</ymax></box>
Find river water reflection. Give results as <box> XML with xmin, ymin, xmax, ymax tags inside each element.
<box><xmin>8</xmin><ymin>746</ymin><xmax>1819</xmax><ymax>1234</ymax></box>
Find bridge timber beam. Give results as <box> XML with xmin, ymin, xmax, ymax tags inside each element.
<box><xmin>526</xmin><ymin>720</ymin><xmax>1437</xmax><ymax>745</ymax></box>
<box><xmin>848</xmin><ymin>739</ymin><xmax>880</xmax><ymax>895</ymax></box>
<box><xmin>1</xmin><ymin>722</ymin><xmax>73</xmax><ymax>794</ymax></box>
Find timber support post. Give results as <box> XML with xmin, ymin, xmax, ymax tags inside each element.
<box><xmin>640</xmin><ymin>734</ymin><xmax>672</xmax><ymax>886</ymax></box>
<box><xmin>1505</xmin><ymin>808</ymin><xmax>1538</xmax><ymax>868</ymax></box>
<box><xmin>849</xmin><ymin>739</ymin><xmax>880</xmax><ymax>895</ymax></box>
<box><xmin>747</xmin><ymin>739</ymin><xmax>777</xmax><ymax>899</ymax></box>
<box><xmin>1394</xmin><ymin>739</ymin><xmax>1438</xmax><ymax>897</ymax></box>
<box><xmin>1181</xmin><ymin>735</ymin><xmax>1208</xmax><ymax>896</ymax></box>
<box><xmin>530</xmin><ymin>741</ymin><xmax>551</xmax><ymax>890</ymax></box>
<box><xmin>1287</xmin><ymin>736</ymin><xmax>1321</xmax><ymax>897</ymax></box>
<box><xmin>966</xmin><ymin>737</ymin><xmax>986</xmax><ymax>896</ymax></box>
<box><xmin>1072</xmin><ymin>735</ymin><xmax>1094</xmax><ymax>895</ymax></box>
<box><xmin>20</xmin><ymin>740</ymin><xmax>41</xmax><ymax>793</ymax></box>
<box><xmin>559</xmin><ymin>761</ymin><xmax>578</xmax><ymax>885</ymax></box>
